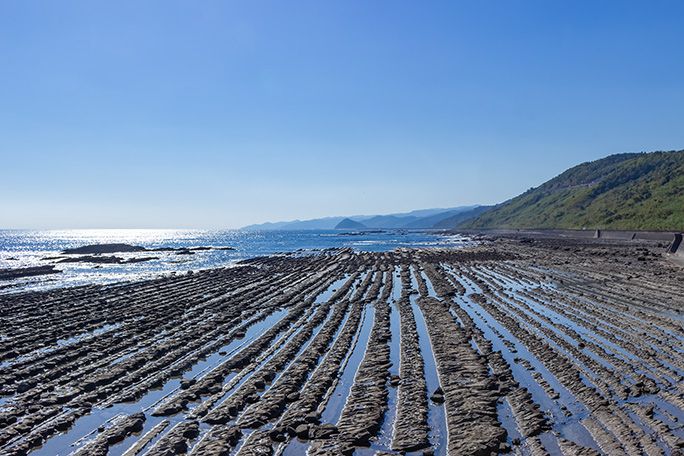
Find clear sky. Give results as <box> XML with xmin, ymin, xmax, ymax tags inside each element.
<box><xmin>1</xmin><ymin>1</ymin><xmax>683</xmax><ymax>229</ymax></box>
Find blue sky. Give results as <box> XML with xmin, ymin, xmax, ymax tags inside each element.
<box><xmin>1</xmin><ymin>1</ymin><xmax>683</xmax><ymax>229</ymax></box>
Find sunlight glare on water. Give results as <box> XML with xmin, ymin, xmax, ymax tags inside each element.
<box><xmin>0</xmin><ymin>229</ymin><xmax>470</xmax><ymax>294</ymax></box>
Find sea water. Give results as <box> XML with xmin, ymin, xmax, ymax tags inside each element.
<box><xmin>0</xmin><ymin>229</ymin><xmax>469</xmax><ymax>294</ymax></box>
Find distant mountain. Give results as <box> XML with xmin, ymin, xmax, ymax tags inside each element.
<box><xmin>241</xmin><ymin>206</ymin><xmax>479</xmax><ymax>230</ymax></box>
<box><xmin>402</xmin><ymin>207</ymin><xmax>481</xmax><ymax>229</ymax></box>
<box><xmin>432</xmin><ymin>206</ymin><xmax>494</xmax><ymax>229</ymax></box>
<box><xmin>241</xmin><ymin>221</ymin><xmax>292</xmax><ymax>230</ymax></box>
<box><xmin>242</xmin><ymin>217</ymin><xmax>346</xmax><ymax>230</ymax></box>
<box><xmin>335</xmin><ymin>218</ymin><xmax>367</xmax><ymax>229</ymax></box>
<box><xmin>461</xmin><ymin>149</ymin><xmax>684</xmax><ymax>230</ymax></box>
<box><xmin>359</xmin><ymin>215</ymin><xmax>418</xmax><ymax>229</ymax></box>
<box><xmin>278</xmin><ymin>217</ymin><xmax>347</xmax><ymax>230</ymax></box>
<box><xmin>369</xmin><ymin>207</ymin><xmax>467</xmax><ymax>219</ymax></box>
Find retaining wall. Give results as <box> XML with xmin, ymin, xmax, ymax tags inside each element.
<box><xmin>453</xmin><ymin>229</ymin><xmax>684</xmax><ymax>256</ymax></box>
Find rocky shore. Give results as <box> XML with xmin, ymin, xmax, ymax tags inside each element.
<box><xmin>1</xmin><ymin>236</ymin><xmax>684</xmax><ymax>455</ymax></box>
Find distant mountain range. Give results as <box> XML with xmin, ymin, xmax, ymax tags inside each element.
<box><xmin>244</xmin><ymin>149</ymin><xmax>684</xmax><ymax>233</ymax></box>
<box><xmin>431</xmin><ymin>206</ymin><xmax>493</xmax><ymax>229</ymax></box>
<box><xmin>241</xmin><ymin>206</ymin><xmax>482</xmax><ymax>230</ymax></box>
<box><xmin>461</xmin><ymin>149</ymin><xmax>684</xmax><ymax>230</ymax></box>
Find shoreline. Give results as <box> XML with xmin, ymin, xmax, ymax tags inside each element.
<box><xmin>1</xmin><ymin>237</ymin><xmax>684</xmax><ymax>455</ymax></box>
<box><xmin>452</xmin><ymin>226</ymin><xmax>682</xmax><ymax>246</ymax></box>
<box><xmin>0</xmin><ymin>230</ymin><xmax>469</xmax><ymax>295</ymax></box>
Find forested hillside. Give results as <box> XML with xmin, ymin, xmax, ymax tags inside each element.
<box><xmin>461</xmin><ymin>150</ymin><xmax>684</xmax><ymax>230</ymax></box>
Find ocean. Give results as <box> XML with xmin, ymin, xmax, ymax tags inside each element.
<box><xmin>0</xmin><ymin>229</ymin><xmax>469</xmax><ymax>294</ymax></box>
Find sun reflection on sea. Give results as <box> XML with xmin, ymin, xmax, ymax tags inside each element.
<box><xmin>38</xmin><ymin>229</ymin><xmax>200</xmax><ymax>246</ymax></box>
<box><xmin>0</xmin><ymin>229</ymin><xmax>471</xmax><ymax>294</ymax></box>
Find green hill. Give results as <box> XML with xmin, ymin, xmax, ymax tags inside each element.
<box><xmin>461</xmin><ymin>149</ymin><xmax>684</xmax><ymax>230</ymax></box>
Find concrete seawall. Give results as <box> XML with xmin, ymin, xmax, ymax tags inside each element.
<box><xmin>453</xmin><ymin>228</ymin><xmax>684</xmax><ymax>256</ymax></box>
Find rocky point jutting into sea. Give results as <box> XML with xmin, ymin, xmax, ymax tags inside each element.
<box><xmin>1</xmin><ymin>233</ymin><xmax>684</xmax><ymax>456</ymax></box>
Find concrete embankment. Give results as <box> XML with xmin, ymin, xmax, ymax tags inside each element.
<box><xmin>455</xmin><ymin>228</ymin><xmax>684</xmax><ymax>255</ymax></box>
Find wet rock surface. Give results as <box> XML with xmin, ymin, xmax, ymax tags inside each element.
<box><xmin>309</xmin><ymin>270</ymin><xmax>393</xmax><ymax>455</ymax></box>
<box><xmin>70</xmin><ymin>412</ymin><xmax>146</xmax><ymax>456</ymax></box>
<box><xmin>0</xmin><ymin>265</ymin><xmax>61</xmax><ymax>280</ymax></box>
<box><xmin>60</xmin><ymin>243</ymin><xmax>234</xmax><ymax>255</ymax></box>
<box><xmin>1</xmin><ymin>239</ymin><xmax>684</xmax><ymax>455</ymax></box>
<box><xmin>390</xmin><ymin>270</ymin><xmax>430</xmax><ymax>453</ymax></box>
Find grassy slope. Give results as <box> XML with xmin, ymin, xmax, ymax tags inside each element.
<box><xmin>461</xmin><ymin>150</ymin><xmax>684</xmax><ymax>230</ymax></box>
